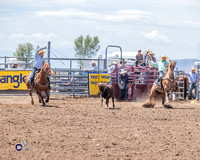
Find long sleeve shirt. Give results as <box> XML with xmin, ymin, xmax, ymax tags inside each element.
<box><xmin>118</xmin><ymin>73</ymin><xmax>129</xmax><ymax>84</ymax></box>
<box><xmin>146</xmin><ymin>56</ymin><xmax>156</xmax><ymax>66</ymax></box>
<box><xmin>149</xmin><ymin>60</ymin><xmax>169</xmax><ymax>72</ymax></box>
<box><xmin>89</xmin><ymin>65</ymin><xmax>98</xmax><ymax>70</ymax></box>
<box><xmin>108</xmin><ymin>64</ymin><xmax>119</xmax><ymax>74</ymax></box>
<box><xmin>183</xmin><ymin>72</ymin><xmax>198</xmax><ymax>83</ymax></box>
<box><xmin>33</xmin><ymin>47</ymin><xmax>46</xmax><ymax>69</ymax></box>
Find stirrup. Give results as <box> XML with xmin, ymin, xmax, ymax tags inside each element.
<box><xmin>29</xmin><ymin>84</ymin><xmax>33</xmax><ymax>90</ymax></box>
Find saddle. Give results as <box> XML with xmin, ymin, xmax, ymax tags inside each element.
<box><xmin>27</xmin><ymin>70</ymin><xmax>40</xmax><ymax>83</ymax></box>
<box><xmin>155</xmin><ymin>78</ymin><xmax>164</xmax><ymax>93</ymax></box>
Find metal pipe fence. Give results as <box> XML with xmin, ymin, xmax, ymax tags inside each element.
<box><xmin>50</xmin><ymin>69</ymin><xmax>108</xmax><ymax>97</ymax></box>
<box><xmin>0</xmin><ymin>56</ymin><xmax>106</xmax><ymax>70</ymax></box>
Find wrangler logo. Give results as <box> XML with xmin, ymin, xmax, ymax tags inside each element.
<box><xmin>0</xmin><ymin>71</ymin><xmax>31</xmax><ymax>90</ymax></box>
<box><xmin>0</xmin><ymin>74</ymin><xmax>27</xmax><ymax>88</ymax></box>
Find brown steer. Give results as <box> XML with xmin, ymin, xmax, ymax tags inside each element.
<box><xmin>98</xmin><ymin>83</ymin><xmax>115</xmax><ymax>108</ymax></box>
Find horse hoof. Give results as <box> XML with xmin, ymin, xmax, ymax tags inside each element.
<box><xmin>164</xmin><ymin>105</ymin><xmax>172</xmax><ymax>109</ymax></box>
<box><xmin>42</xmin><ymin>103</ymin><xmax>46</xmax><ymax>106</ymax></box>
<box><xmin>31</xmin><ymin>101</ymin><xmax>34</xmax><ymax>105</ymax></box>
<box><xmin>45</xmin><ymin>99</ymin><xmax>49</xmax><ymax>103</ymax></box>
<box><xmin>142</xmin><ymin>102</ymin><xmax>155</xmax><ymax>108</ymax></box>
<box><xmin>39</xmin><ymin>99</ymin><xmax>42</xmax><ymax>103</ymax></box>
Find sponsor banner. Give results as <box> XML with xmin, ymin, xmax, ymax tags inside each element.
<box><xmin>0</xmin><ymin>71</ymin><xmax>31</xmax><ymax>90</ymax></box>
<box><xmin>88</xmin><ymin>73</ymin><xmax>110</xmax><ymax>96</ymax></box>
<box><xmin>99</xmin><ymin>74</ymin><xmax>110</xmax><ymax>84</ymax></box>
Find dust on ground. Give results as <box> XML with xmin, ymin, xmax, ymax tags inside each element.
<box><xmin>0</xmin><ymin>95</ymin><xmax>200</xmax><ymax>160</ymax></box>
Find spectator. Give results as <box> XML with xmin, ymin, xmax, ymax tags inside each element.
<box><xmin>13</xmin><ymin>64</ymin><xmax>18</xmax><ymax>68</ymax></box>
<box><xmin>146</xmin><ymin>51</ymin><xmax>156</xmax><ymax>67</ymax></box>
<box><xmin>90</xmin><ymin>61</ymin><xmax>98</xmax><ymax>70</ymax></box>
<box><xmin>136</xmin><ymin>50</ymin><xmax>145</xmax><ymax>67</ymax></box>
<box><xmin>108</xmin><ymin>60</ymin><xmax>119</xmax><ymax>74</ymax></box>
<box><xmin>108</xmin><ymin>60</ymin><xmax>119</xmax><ymax>85</ymax></box>
<box><xmin>144</xmin><ymin>49</ymin><xmax>151</xmax><ymax>62</ymax></box>
<box><xmin>118</xmin><ymin>58</ymin><xmax>127</xmax><ymax>77</ymax></box>
<box><xmin>183</xmin><ymin>67</ymin><xmax>198</xmax><ymax>102</ymax></box>
<box><xmin>119</xmin><ymin>59</ymin><xmax>127</xmax><ymax>68</ymax></box>
<box><xmin>118</xmin><ymin>69</ymin><xmax>129</xmax><ymax>101</ymax></box>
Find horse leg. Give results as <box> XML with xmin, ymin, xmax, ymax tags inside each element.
<box><xmin>29</xmin><ymin>90</ymin><xmax>34</xmax><ymax>105</ymax></box>
<box><xmin>106</xmin><ymin>98</ymin><xmax>109</xmax><ymax>108</ymax></box>
<box><xmin>37</xmin><ymin>91</ymin><xmax>45</xmax><ymax>106</ymax></box>
<box><xmin>36</xmin><ymin>91</ymin><xmax>42</xmax><ymax>103</ymax></box>
<box><xmin>45</xmin><ymin>90</ymin><xmax>49</xmax><ymax>103</ymax></box>
<box><xmin>162</xmin><ymin>93</ymin><xmax>165</xmax><ymax>105</ymax></box>
<box><xmin>164</xmin><ymin>91</ymin><xmax>172</xmax><ymax>108</ymax></box>
<box><xmin>149</xmin><ymin>84</ymin><xmax>157</xmax><ymax>105</ymax></box>
<box><xmin>112</xmin><ymin>96</ymin><xmax>115</xmax><ymax>108</ymax></box>
<box><xmin>101</xmin><ymin>97</ymin><xmax>103</xmax><ymax>107</ymax></box>
<box><xmin>165</xmin><ymin>91</ymin><xmax>169</xmax><ymax>105</ymax></box>
<box><xmin>143</xmin><ymin>85</ymin><xmax>156</xmax><ymax>108</ymax></box>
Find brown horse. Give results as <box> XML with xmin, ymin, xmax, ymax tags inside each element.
<box><xmin>143</xmin><ymin>60</ymin><xmax>177</xmax><ymax>108</ymax></box>
<box><xmin>26</xmin><ymin>63</ymin><xmax>51</xmax><ymax>106</ymax></box>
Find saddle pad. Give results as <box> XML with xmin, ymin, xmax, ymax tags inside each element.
<box><xmin>26</xmin><ymin>72</ymin><xmax>40</xmax><ymax>82</ymax></box>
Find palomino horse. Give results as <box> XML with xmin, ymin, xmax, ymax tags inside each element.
<box><xmin>143</xmin><ymin>60</ymin><xmax>177</xmax><ymax>108</ymax></box>
<box><xmin>26</xmin><ymin>63</ymin><xmax>51</xmax><ymax>106</ymax></box>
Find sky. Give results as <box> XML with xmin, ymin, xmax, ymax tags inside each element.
<box><xmin>0</xmin><ymin>0</ymin><xmax>200</xmax><ymax>60</ymax></box>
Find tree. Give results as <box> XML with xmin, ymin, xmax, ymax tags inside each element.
<box><xmin>13</xmin><ymin>42</ymin><xmax>34</xmax><ymax>63</ymax></box>
<box><xmin>74</xmin><ymin>35</ymin><xmax>100</xmax><ymax>58</ymax></box>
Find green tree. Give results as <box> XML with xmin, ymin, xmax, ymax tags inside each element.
<box><xmin>74</xmin><ymin>35</ymin><xmax>100</xmax><ymax>58</ymax></box>
<box><xmin>35</xmin><ymin>45</ymin><xmax>40</xmax><ymax>52</ymax></box>
<box><xmin>74</xmin><ymin>35</ymin><xmax>100</xmax><ymax>68</ymax></box>
<box><xmin>13</xmin><ymin>42</ymin><xmax>34</xmax><ymax>63</ymax></box>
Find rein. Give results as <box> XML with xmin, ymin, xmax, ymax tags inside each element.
<box><xmin>37</xmin><ymin>67</ymin><xmax>49</xmax><ymax>84</ymax></box>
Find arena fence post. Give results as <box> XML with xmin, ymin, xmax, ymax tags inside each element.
<box><xmin>4</xmin><ymin>56</ymin><xmax>7</xmax><ymax>69</ymax></box>
<box><xmin>48</xmin><ymin>41</ymin><xmax>51</xmax><ymax>66</ymax></box>
<box><xmin>197</xmin><ymin>65</ymin><xmax>200</xmax><ymax>101</ymax></box>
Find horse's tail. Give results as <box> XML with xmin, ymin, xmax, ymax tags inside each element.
<box><xmin>34</xmin><ymin>82</ymin><xmax>48</xmax><ymax>91</ymax></box>
<box><xmin>25</xmin><ymin>73</ymin><xmax>31</xmax><ymax>83</ymax></box>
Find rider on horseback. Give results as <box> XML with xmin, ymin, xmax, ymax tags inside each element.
<box><xmin>29</xmin><ymin>47</ymin><xmax>47</xmax><ymax>90</ymax></box>
<box><xmin>148</xmin><ymin>55</ymin><xmax>169</xmax><ymax>86</ymax></box>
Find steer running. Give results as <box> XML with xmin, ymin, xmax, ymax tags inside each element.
<box><xmin>97</xmin><ymin>83</ymin><xmax>115</xmax><ymax>108</ymax></box>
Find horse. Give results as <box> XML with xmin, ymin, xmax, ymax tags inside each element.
<box><xmin>143</xmin><ymin>60</ymin><xmax>177</xmax><ymax>108</ymax></box>
<box><xmin>26</xmin><ymin>62</ymin><xmax>51</xmax><ymax>106</ymax></box>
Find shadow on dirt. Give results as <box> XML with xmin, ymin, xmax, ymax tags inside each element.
<box><xmin>42</xmin><ymin>105</ymin><xmax>60</xmax><ymax>108</ymax></box>
<box><xmin>107</xmin><ymin>107</ymin><xmax>121</xmax><ymax>110</ymax></box>
<box><xmin>170</xmin><ymin>107</ymin><xmax>195</xmax><ymax>110</ymax></box>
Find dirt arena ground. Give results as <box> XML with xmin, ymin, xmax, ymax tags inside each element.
<box><xmin>1</xmin><ymin>94</ymin><xmax>200</xmax><ymax>160</ymax></box>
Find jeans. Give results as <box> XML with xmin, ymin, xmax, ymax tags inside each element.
<box><xmin>119</xmin><ymin>84</ymin><xmax>128</xmax><ymax>100</ymax></box>
<box><xmin>157</xmin><ymin>71</ymin><xmax>164</xmax><ymax>86</ymax></box>
<box><xmin>190</xmin><ymin>83</ymin><xmax>197</xmax><ymax>99</ymax></box>
<box><xmin>30</xmin><ymin>68</ymin><xmax>38</xmax><ymax>86</ymax></box>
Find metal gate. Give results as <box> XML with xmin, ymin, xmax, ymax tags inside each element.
<box><xmin>51</xmin><ymin>69</ymin><xmax>108</xmax><ymax>97</ymax></box>
<box><xmin>174</xmin><ymin>69</ymin><xmax>185</xmax><ymax>100</ymax></box>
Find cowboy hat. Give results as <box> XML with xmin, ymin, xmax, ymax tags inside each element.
<box><xmin>160</xmin><ymin>55</ymin><xmax>168</xmax><ymax>61</ymax></box>
<box><xmin>39</xmin><ymin>50</ymin><xmax>45</xmax><ymax>55</ymax></box>
<box><xmin>120</xmin><ymin>69</ymin><xmax>127</xmax><ymax>74</ymax></box>
<box><xmin>148</xmin><ymin>51</ymin><xmax>154</xmax><ymax>55</ymax></box>
<box><xmin>113</xmin><ymin>60</ymin><xmax>119</xmax><ymax>64</ymax></box>
<box><xmin>191</xmin><ymin>67</ymin><xmax>197</xmax><ymax>72</ymax></box>
<box><xmin>120</xmin><ymin>59</ymin><xmax>127</xmax><ymax>64</ymax></box>
<box><xmin>145</xmin><ymin>49</ymin><xmax>151</xmax><ymax>53</ymax></box>
<box><xmin>90</xmin><ymin>60</ymin><xmax>97</xmax><ymax>65</ymax></box>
